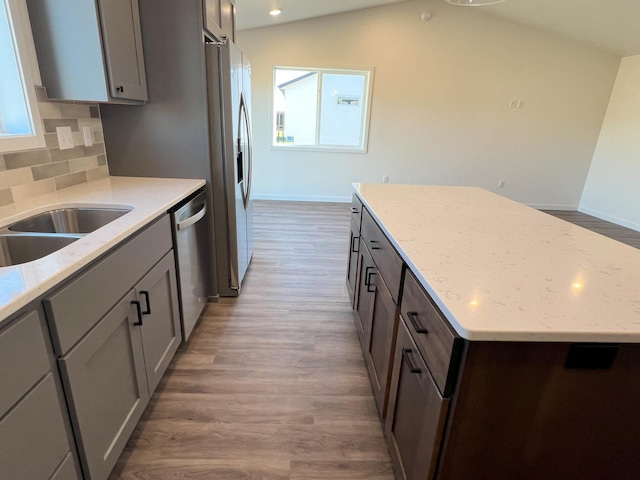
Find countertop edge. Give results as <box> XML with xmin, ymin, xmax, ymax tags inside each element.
<box><xmin>0</xmin><ymin>177</ymin><xmax>206</xmax><ymax>325</ymax></box>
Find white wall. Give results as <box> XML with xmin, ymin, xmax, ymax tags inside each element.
<box><xmin>237</xmin><ymin>0</ymin><xmax>620</xmax><ymax>206</ymax></box>
<box><xmin>579</xmin><ymin>55</ymin><xmax>640</xmax><ymax>231</ymax></box>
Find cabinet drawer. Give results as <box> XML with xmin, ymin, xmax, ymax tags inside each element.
<box><xmin>361</xmin><ymin>208</ymin><xmax>403</xmax><ymax>303</ymax></box>
<box><xmin>45</xmin><ymin>215</ymin><xmax>172</xmax><ymax>355</ymax></box>
<box><xmin>0</xmin><ymin>309</ymin><xmax>50</xmax><ymax>416</ymax></box>
<box><xmin>351</xmin><ymin>194</ymin><xmax>363</xmax><ymax>230</ymax></box>
<box><xmin>401</xmin><ymin>269</ymin><xmax>461</xmax><ymax>396</ymax></box>
<box><xmin>0</xmin><ymin>375</ymin><xmax>73</xmax><ymax>480</ymax></box>
<box><xmin>385</xmin><ymin>318</ymin><xmax>449</xmax><ymax>480</ymax></box>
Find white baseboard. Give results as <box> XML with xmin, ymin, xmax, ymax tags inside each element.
<box><xmin>252</xmin><ymin>193</ymin><xmax>351</xmax><ymax>203</ymax></box>
<box><xmin>526</xmin><ymin>203</ymin><xmax>579</xmax><ymax>210</ymax></box>
<box><xmin>578</xmin><ymin>206</ymin><xmax>640</xmax><ymax>232</ymax></box>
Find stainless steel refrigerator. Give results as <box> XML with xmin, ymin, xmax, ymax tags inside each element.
<box><xmin>101</xmin><ymin>0</ymin><xmax>253</xmax><ymax>298</ymax></box>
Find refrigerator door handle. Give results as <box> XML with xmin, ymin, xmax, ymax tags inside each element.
<box><xmin>239</xmin><ymin>93</ymin><xmax>252</xmax><ymax>208</ymax></box>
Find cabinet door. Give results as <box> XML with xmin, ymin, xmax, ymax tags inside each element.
<box><xmin>0</xmin><ymin>375</ymin><xmax>80</xmax><ymax>480</ymax></box>
<box><xmin>365</xmin><ymin>273</ymin><xmax>398</xmax><ymax>418</ymax></box>
<box><xmin>220</xmin><ymin>0</ymin><xmax>235</xmax><ymax>41</ymax></box>
<box><xmin>136</xmin><ymin>251</ymin><xmax>182</xmax><ymax>395</ymax></box>
<box><xmin>354</xmin><ymin>244</ymin><xmax>375</xmax><ymax>348</ymax></box>
<box><xmin>346</xmin><ymin>219</ymin><xmax>360</xmax><ymax>308</ymax></box>
<box><xmin>59</xmin><ymin>291</ymin><xmax>149</xmax><ymax>480</ymax></box>
<box><xmin>97</xmin><ymin>0</ymin><xmax>148</xmax><ymax>101</ymax></box>
<box><xmin>386</xmin><ymin>320</ymin><xmax>449</xmax><ymax>480</ymax></box>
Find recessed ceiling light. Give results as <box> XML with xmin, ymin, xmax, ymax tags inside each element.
<box><xmin>269</xmin><ymin>8</ymin><xmax>282</xmax><ymax>16</ymax></box>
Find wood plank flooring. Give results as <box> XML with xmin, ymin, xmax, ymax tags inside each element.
<box><xmin>109</xmin><ymin>201</ymin><xmax>394</xmax><ymax>480</ymax></box>
<box><xmin>542</xmin><ymin>210</ymin><xmax>640</xmax><ymax>249</ymax></box>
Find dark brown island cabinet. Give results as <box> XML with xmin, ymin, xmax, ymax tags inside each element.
<box><xmin>346</xmin><ymin>193</ymin><xmax>640</xmax><ymax>480</ymax></box>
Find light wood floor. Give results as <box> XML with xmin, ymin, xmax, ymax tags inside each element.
<box><xmin>109</xmin><ymin>201</ymin><xmax>395</xmax><ymax>480</ymax></box>
<box><xmin>542</xmin><ymin>210</ymin><xmax>640</xmax><ymax>249</ymax></box>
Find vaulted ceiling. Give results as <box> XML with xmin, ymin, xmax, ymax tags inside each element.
<box><xmin>235</xmin><ymin>0</ymin><xmax>640</xmax><ymax>57</ymax></box>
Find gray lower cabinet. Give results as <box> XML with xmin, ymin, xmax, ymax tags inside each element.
<box><xmin>44</xmin><ymin>215</ymin><xmax>181</xmax><ymax>480</ymax></box>
<box><xmin>0</xmin><ymin>307</ymin><xmax>81</xmax><ymax>480</ymax></box>
<box><xmin>135</xmin><ymin>252</ymin><xmax>182</xmax><ymax>394</ymax></box>
<box><xmin>27</xmin><ymin>0</ymin><xmax>148</xmax><ymax>102</ymax></box>
<box><xmin>59</xmin><ymin>291</ymin><xmax>149</xmax><ymax>480</ymax></box>
<box><xmin>346</xmin><ymin>219</ymin><xmax>360</xmax><ymax>307</ymax></box>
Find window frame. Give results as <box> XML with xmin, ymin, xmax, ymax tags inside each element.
<box><xmin>0</xmin><ymin>0</ymin><xmax>45</xmax><ymax>154</ymax></box>
<box><xmin>271</xmin><ymin>65</ymin><xmax>374</xmax><ymax>154</ymax></box>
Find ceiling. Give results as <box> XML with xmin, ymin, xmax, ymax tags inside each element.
<box><xmin>235</xmin><ymin>0</ymin><xmax>640</xmax><ymax>58</ymax></box>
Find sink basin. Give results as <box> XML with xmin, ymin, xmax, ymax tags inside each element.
<box><xmin>0</xmin><ymin>234</ymin><xmax>80</xmax><ymax>267</ymax></box>
<box><xmin>6</xmin><ymin>207</ymin><xmax>131</xmax><ymax>234</ymax></box>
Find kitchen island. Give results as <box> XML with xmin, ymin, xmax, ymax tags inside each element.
<box><xmin>349</xmin><ymin>183</ymin><xmax>640</xmax><ymax>480</ymax></box>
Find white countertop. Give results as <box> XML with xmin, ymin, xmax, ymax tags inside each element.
<box><xmin>354</xmin><ymin>184</ymin><xmax>640</xmax><ymax>342</ymax></box>
<box><xmin>0</xmin><ymin>176</ymin><xmax>205</xmax><ymax>323</ymax></box>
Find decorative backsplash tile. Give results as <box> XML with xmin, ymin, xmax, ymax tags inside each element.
<box><xmin>0</xmin><ymin>87</ymin><xmax>110</xmax><ymax>207</ymax></box>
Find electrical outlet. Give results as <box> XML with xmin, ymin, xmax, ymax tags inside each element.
<box><xmin>498</xmin><ymin>179</ymin><xmax>505</xmax><ymax>188</ymax></box>
<box><xmin>509</xmin><ymin>99</ymin><xmax>517</xmax><ymax>109</ymax></box>
<box><xmin>383</xmin><ymin>175</ymin><xmax>389</xmax><ymax>183</ymax></box>
<box><xmin>56</xmin><ymin>126</ymin><xmax>74</xmax><ymax>150</ymax></box>
<box><xmin>518</xmin><ymin>99</ymin><xmax>525</xmax><ymax>109</ymax></box>
<box><xmin>82</xmin><ymin>126</ymin><xmax>93</xmax><ymax>147</ymax></box>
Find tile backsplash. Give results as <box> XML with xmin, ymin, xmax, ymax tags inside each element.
<box><xmin>0</xmin><ymin>87</ymin><xmax>110</xmax><ymax>208</ymax></box>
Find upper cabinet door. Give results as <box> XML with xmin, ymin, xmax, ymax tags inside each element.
<box><xmin>27</xmin><ymin>0</ymin><xmax>148</xmax><ymax>103</ymax></box>
<box><xmin>204</xmin><ymin>0</ymin><xmax>235</xmax><ymax>42</ymax></box>
<box><xmin>97</xmin><ymin>0</ymin><xmax>148</xmax><ymax>101</ymax></box>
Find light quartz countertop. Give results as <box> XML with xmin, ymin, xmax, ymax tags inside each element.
<box><xmin>354</xmin><ymin>183</ymin><xmax>640</xmax><ymax>342</ymax></box>
<box><xmin>0</xmin><ymin>176</ymin><xmax>205</xmax><ymax>323</ymax></box>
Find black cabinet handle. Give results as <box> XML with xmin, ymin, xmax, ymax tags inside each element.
<box><xmin>116</xmin><ymin>85</ymin><xmax>124</xmax><ymax>93</ymax></box>
<box><xmin>407</xmin><ymin>311</ymin><xmax>429</xmax><ymax>334</ymax></box>
<box><xmin>365</xmin><ymin>266</ymin><xmax>376</xmax><ymax>292</ymax></box>
<box><xmin>369</xmin><ymin>240</ymin><xmax>381</xmax><ymax>250</ymax></box>
<box><xmin>350</xmin><ymin>207</ymin><xmax>359</xmax><ymax>214</ymax></box>
<box><xmin>351</xmin><ymin>236</ymin><xmax>359</xmax><ymax>253</ymax></box>
<box><xmin>402</xmin><ymin>348</ymin><xmax>422</xmax><ymax>374</ymax></box>
<box><xmin>140</xmin><ymin>291</ymin><xmax>151</xmax><ymax>315</ymax></box>
<box><xmin>131</xmin><ymin>300</ymin><xmax>143</xmax><ymax>326</ymax></box>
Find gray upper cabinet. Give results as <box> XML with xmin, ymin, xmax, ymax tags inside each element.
<box><xmin>204</xmin><ymin>0</ymin><xmax>235</xmax><ymax>42</ymax></box>
<box><xmin>27</xmin><ymin>0</ymin><xmax>148</xmax><ymax>103</ymax></box>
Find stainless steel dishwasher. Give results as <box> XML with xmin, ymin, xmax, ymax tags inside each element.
<box><xmin>171</xmin><ymin>189</ymin><xmax>209</xmax><ymax>340</ymax></box>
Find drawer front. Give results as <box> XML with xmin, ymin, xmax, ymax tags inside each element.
<box><xmin>351</xmin><ymin>194</ymin><xmax>363</xmax><ymax>230</ymax></box>
<box><xmin>50</xmin><ymin>453</ymin><xmax>81</xmax><ymax>480</ymax></box>
<box><xmin>0</xmin><ymin>375</ymin><xmax>73</xmax><ymax>480</ymax></box>
<box><xmin>45</xmin><ymin>215</ymin><xmax>173</xmax><ymax>355</ymax></box>
<box><xmin>385</xmin><ymin>319</ymin><xmax>449</xmax><ymax>480</ymax></box>
<box><xmin>361</xmin><ymin>208</ymin><xmax>403</xmax><ymax>303</ymax></box>
<box><xmin>401</xmin><ymin>269</ymin><xmax>460</xmax><ymax>396</ymax></box>
<box><xmin>0</xmin><ymin>309</ymin><xmax>50</xmax><ymax>416</ymax></box>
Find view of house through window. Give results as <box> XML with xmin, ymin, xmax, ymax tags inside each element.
<box><xmin>272</xmin><ymin>66</ymin><xmax>373</xmax><ymax>152</ymax></box>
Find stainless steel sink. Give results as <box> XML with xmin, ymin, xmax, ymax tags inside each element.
<box><xmin>5</xmin><ymin>207</ymin><xmax>131</xmax><ymax>234</ymax></box>
<box><xmin>0</xmin><ymin>234</ymin><xmax>80</xmax><ymax>267</ymax></box>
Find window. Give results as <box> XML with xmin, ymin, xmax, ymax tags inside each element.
<box><xmin>0</xmin><ymin>0</ymin><xmax>44</xmax><ymax>153</ymax></box>
<box><xmin>272</xmin><ymin>66</ymin><xmax>373</xmax><ymax>153</ymax></box>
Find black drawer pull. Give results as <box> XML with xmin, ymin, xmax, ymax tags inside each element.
<box><xmin>116</xmin><ymin>85</ymin><xmax>124</xmax><ymax>93</ymax></box>
<box><xmin>131</xmin><ymin>300</ymin><xmax>143</xmax><ymax>326</ymax></box>
<box><xmin>364</xmin><ymin>266</ymin><xmax>376</xmax><ymax>292</ymax></box>
<box><xmin>407</xmin><ymin>311</ymin><xmax>429</xmax><ymax>334</ymax></box>
<box><xmin>140</xmin><ymin>291</ymin><xmax>151</xmax><ymax>315</ymax></box>
<box><xmin>351</xmin><ymin>236</ymin><xmax>359</xmax><ymax>253</ymax></box>
<box><xmin>350</xmin><ymin>207</ymin><xmax>359</xmax><ymax>214</ymax></box>
<box><xmin>402</xmin><ymin>348</ymin><xmax>422</xmax><ymax>374</ymax></box>
<box><xmin>369</xmin><ymin>240</ymin><xmax>381</xmax><ymax>250</ymax></box>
